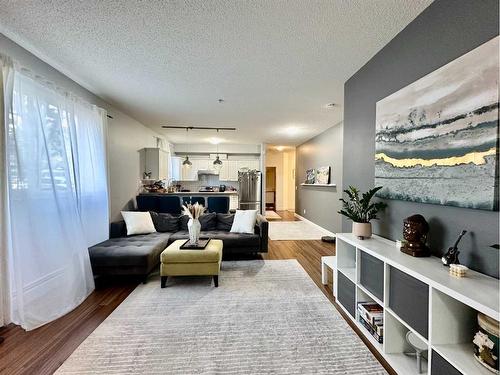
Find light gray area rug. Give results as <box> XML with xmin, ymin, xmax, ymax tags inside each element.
<box><xmin>269</xmin><ymin>221</ymin><xmax>333</xmax><ymax>240</ymax></box>
<box><xmin>57</xmin><ymin>260</ymin><xmax>386</xmax><ymax>374</ymax></box>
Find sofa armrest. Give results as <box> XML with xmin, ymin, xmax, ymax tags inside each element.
<box><xmin>110</xmin><ymin>220</ymin><xmax>127</xmax><ymax>238</ymax></box>
<box><xmin>256</xmin><ymin>214</ymin><xmax>268</xmax><ymax>252</ymax></box>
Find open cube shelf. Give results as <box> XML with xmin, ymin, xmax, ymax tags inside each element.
<box><xmin>334</xmin><ymin>233</ymin><xmax>500</xmax><ymax>375</ymax></box>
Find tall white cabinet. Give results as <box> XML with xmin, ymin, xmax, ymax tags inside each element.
<box><xmin>139</xmin><ymin>148</ymin><xmax>169</xmax><ymax>180</ymax></box>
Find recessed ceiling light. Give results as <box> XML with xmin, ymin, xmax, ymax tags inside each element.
<box><xmin>209</xmin><ymin>137</ymin><xmax>223</xmax><ymax>145</ymax></box>
<box><xmin>286</xmin><ymin>126</ymin><xmax>300</xmax><ymax>136</ymax></box>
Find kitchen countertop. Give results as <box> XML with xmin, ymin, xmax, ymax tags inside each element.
<box><xmin>140</xmin><ymin>191</ymin><xmax>238</xmax><ymax>195</ymax></box>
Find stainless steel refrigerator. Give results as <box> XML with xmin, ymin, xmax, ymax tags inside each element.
<box><xmin>238</xmin><ymin>170</ymin><xmax>261</xmax><ymax>211</ymax></box>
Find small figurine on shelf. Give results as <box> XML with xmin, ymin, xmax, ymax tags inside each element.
<box><xmin>401</xmin><ymin>214</ymin><xmax>430</xmax><ymax>257</ymax></box>
<box><xmin>441</xmin><ymin>230</ymin><xmax>467</xmax><ymax>266</ymax></box>
<box><xmin>449</xmin><ymin>264</ymin><xmax>468</xmax><ymax>277</ymax></box>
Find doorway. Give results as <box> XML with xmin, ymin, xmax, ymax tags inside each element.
<box><xmin>266</xmin><ymin>167</ymin><xmax>276</xmax><ymax>212</ymax></box>
<box><xmin>264</xmin><ymin>145</ymin><xmax>296</xmax><ymax>220</ymax></box>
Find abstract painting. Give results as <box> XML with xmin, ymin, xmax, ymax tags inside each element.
<box><xmin>315</xmin><ymin>166</ymin><xmax>330</xmax><ymax>184</ymax></box>
<box><xmin>305</xmin><ymin>168</ymin><xmax>316</xmax><ymax>184</ymax></box>
<box><xmin>375</xmin><ymin>36</ymin><xmax>499</xmax><ymax>210</ymax></box>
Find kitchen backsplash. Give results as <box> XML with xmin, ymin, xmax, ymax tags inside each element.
<box><xmin>175</xmin><ymin>174</ymin><xmax>238</xmax><ymax>192</ymax></box>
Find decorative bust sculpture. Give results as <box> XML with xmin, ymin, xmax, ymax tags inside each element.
<box><xmin>401</xmin><ymin>214</ymin><xmax>431</xmax><ymax>257</ymax></box>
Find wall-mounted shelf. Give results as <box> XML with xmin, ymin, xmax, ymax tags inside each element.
<box><xmin>300</xmin><ymin>183</ymin><xmax>336</xmax><ymax>187</ymax></box>
<box><xmin>334</xmin><ymin>233</ymin><xmax>499</xmax><ymax>375</ymax></box>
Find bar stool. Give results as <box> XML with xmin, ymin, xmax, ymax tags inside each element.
<box><xmin>207</xmin><ymin>196</ymin><xmax>230</xmax><ymax>213</ymax></box>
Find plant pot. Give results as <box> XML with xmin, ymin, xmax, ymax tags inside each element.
<box><xmin>188</xmin><ymin>218</ymin><xmax>201</xmax><ymax>245</ymax></box>
<box><xmin>352</xmin><ymin>222</ymin><xmax>372</xmax><ymax>240</ymax></box>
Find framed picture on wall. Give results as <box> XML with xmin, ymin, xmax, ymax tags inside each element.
<box><xmin>375</xmin><ymin>36</ymin><xmax>499</xmax><ymax>210</ymax></box>
<box><xmin>315</xmin><ymin>166</ymin><xmax>330</xmax><ymax>184</ymax></box>
<box><xmin>305</xmin><ymin>168</ymin><xmax>316</xmax><ymax>184</ymax></box>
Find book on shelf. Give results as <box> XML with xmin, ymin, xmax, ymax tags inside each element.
<box><xmin>358</xmin><ymin>315</ymin><xmax>384</xmax><ymax>343</ymax></box>
<box><xmin>357</xmin><ymin>302</ymin><xmax>383</xmax><ymax>326</ymax></box>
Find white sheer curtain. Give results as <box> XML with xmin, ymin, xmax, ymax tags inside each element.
<box><xmin>0</xmin><ymin>56</ymin><xmax>14</xmax><ymax>327</ymax></box>
<box><xmin>2</xmin><ymin>58</ymin><xmax>109</xmax><ymax>330</ymax></box>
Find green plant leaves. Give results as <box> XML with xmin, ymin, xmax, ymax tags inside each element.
<box><xmin>338</xmin><ymin>186</ymin><xmax>387</xmax><ymax>223</ymax></box>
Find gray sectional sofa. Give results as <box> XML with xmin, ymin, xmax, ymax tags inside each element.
<box><xmin>88</xmin><ymin>212</ymin><xmax>268</xmax><ymax>280</ymax></box>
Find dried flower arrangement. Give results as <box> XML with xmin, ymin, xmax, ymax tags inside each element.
<box><xmin>182</xmin><ymin>202</ymin><xmax>205</xmax><ymax>219</ymax></box>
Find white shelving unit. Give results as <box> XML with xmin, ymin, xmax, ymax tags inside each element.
<box><xmin>334</xmin><ymin>233</ymin><xmax>499</xmax><ymax>375</ymax></box>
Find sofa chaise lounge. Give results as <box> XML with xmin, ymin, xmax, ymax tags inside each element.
<box><xmin>88</xmin><ymin>213</ymin><xmax>268</xmax><ymax>281</ymax></box>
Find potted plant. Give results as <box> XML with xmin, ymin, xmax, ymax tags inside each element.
<box><xmin>338</xmin><ymin>186</ymin><xmax>387</xmax><ymax>239</ymax></box>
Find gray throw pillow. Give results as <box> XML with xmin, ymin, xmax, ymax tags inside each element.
<box><xmin>179</xmin><ymin>215</ymin><xmax>190</xmax><ymax>231</ymax></box>
<box><xmin>216</xmin><ymin>213</ymin><xmax>235</xmax><ymax>231</ymax></box>
<box><xmin>149</xmin><ymin>211</ymin><xmax>180</xmax><ymax>232</ymax></box>
<box><xmin>199</xmin><ymin>212</ymin><xmax>217</xmax><ymax>231</ymax></box>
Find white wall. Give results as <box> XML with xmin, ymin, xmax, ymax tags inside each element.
<box><xmin>282</xmin><ymin>149</ymin><xmax>296</xmax><ymax>211</ymax></box>
<box><xmin>0</xmin><ymin>33</ymin><xmax>163</xmax><ymax>224</ymax></box>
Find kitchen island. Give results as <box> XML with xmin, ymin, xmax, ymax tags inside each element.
<box><xmin>142</xmin><ymin>191</ymin><xmax>238</xmax><ymax>196</ymax></box>
<box><xmin>139</xmin><ymin>191</ymin><xmax>239</xmax><ymax>210</ymax></box>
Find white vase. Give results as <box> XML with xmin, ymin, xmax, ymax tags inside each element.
<box><xmin>188</xmin><ymin>218</ymin><xmax>201</xmax><ymax>245</ymax></box>
<box><xmin>352</xmin><ymin>222</ymin><xmax>372</xmax><ymax>240</ymax></box>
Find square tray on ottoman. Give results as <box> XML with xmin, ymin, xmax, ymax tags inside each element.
<box><xmin>160</xmin><ymin>239</ymin><xmax>223</xmax><ymax>288</ymax></box>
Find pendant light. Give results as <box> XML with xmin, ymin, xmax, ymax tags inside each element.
<box><xmin>182</xmin><ymin>128</ymin><xmax>192</xmax><ymax>167</ymax></box>
<box><xmin>213</xmin><ymin>129</ymin><xmax>223</xmax><ymax>171</ymax></box>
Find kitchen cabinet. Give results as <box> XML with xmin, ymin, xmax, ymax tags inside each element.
<box><xmin>219</xmin><ymin>160</ymin><xmax>238</xmax><ymax>181</ymax></box>
<box><xmin>171</xmin><ymin>156</ymin><xmax>182</xmax><ymax>181</ymax></box>
<box><xmin>140</xmin><ymin>148</ymin><xmax>169</xmax><ymax>180</ymax></box>
<box><xmin>175</xmin><ymin>157</ymin><xmax>260</xmax><ymax>181</ymax></box>
<box><xmin>180</xmin><ymin>158</ymin><xmax>213</xmax><ymax>181</ymax></box>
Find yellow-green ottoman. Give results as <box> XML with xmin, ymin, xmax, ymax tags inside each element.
<box><xmin>160</xmin><ymin>239</ymin><xmax>223</xmax><ymax>288</ymax></box>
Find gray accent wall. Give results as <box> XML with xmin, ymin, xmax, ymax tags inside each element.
<box><xmin>296</xmin><ymin>122</ymin><xmax>343</xmax><ymax>233</ymax></box>
<box><xmin>343</xmin><ymin>0</ymin><xmax>499</xmax><ymax>278</ymax></box>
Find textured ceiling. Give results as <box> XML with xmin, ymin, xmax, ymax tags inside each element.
<box><xmin>0</xmin><ymin>0</ymin><xmax>433</xmax><ymax>145</ymax></box>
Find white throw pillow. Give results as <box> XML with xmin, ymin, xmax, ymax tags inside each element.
<box><xmin>121</xmin><ymin>211</ymin><xmax>157</xmax><ymax>236</ymax></box>
<box><xmin>230</xmin><ymin>210</ymin><xmax>258</xmax><ymax>234</ymax></box>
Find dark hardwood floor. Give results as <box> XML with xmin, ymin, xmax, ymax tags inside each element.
<box><xmin>0</xmin><ymin>237</ymin><xmax>394</xmax><ymax>375</ymax></box>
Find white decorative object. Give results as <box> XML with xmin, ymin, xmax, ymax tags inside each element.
<box><xmin>182</xmin><ymin>202</ymin><xmax>205</xmax><ymax>244</ymax></box>
<box><xmin>352</xmin><ymin>222</ymin><xmax>372</xmax><ymax>239</ymax></box>
<box><xmin>473</xmin><ymin>312</ymin><xmax>499</xmax><ymax>374</ymax></box>
<box><xmin>230</xmin><ymin>209</ymin><xmax>258</xmax><ymax>234</ymax></box>
<box><xmin>121</xmin><ymin>211</ymin><xmax>157</xmax><ymax>236</ymax></box>
<box><xmin>449</xmin><ymin>264</ymin><xmax>469</xmax><ymax>278</ymax></box>
<box><xmin>187</xmin><ymin>218</ymin><xmax>201</xmax><ymax>245</ymax></box>
<box><xmin>405</xmin><ymin>331</ymin><xmax>428</xmax><ymax>373</ymax></box>
<box><xmin>315</xmin><ymin>166</ymin><xmax>330</xmax><ymax>185</ymax></box>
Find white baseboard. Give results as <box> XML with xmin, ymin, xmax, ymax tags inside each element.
<box><xmin>293</xmin><ymin>213</ymin><xmax>336</xmax><ymax>237</ymax></box>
